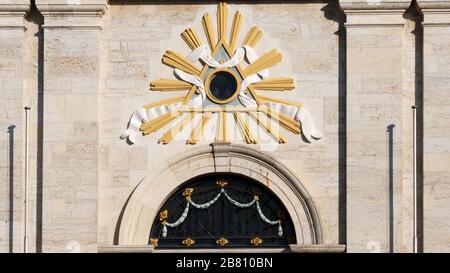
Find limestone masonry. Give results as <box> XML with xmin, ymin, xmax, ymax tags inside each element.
<box><xmin>0</xmin><ymin>0</ymin><xmax>449</xmax><ymax>253</ymax></box>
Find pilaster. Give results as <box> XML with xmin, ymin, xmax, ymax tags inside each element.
<box><xmin>417</xmin><ymin>0</ymin><xmax>450</xmax><ymax>253</ymax></box>
<box><xmin>0</xmin><ymin>0</ymin><xmax>30</xmax><ymax>253</ymax></box>
<box><xmin>342</xmin><ymin>0</ymin><xmax>410</xmax><ymax>252</ymax></box>
<box><xmin>35</xmin><ymin>0</ymin><xmax>107</xmax><ymax>252</ymax></box>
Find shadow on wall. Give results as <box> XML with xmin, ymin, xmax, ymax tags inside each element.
<box><xmin>321</xmin><ymin>0</ymin><xmax>348</xmax><ymax>246</ymax></box>
<box><xmin>7</xmin><ymin>125</ymin><xmax>15</xmax><ymax>253</ymax></box>
<box><xmin>413</xmin><ymin>2</ymin><xmax>424</xmax><ymax>254</ymax></box>
<box><xmin>415</xmin><ymin>20</ymin><xmax>424</xmax><ymax>256</ymax></box>
<box><xmin>404</xmin><ymin>0</ymin><xmax>424</xmax><ymax>252</ymax></box>
<box><xmin>386</xmin><ymin>124</ymin><xmax>394</xmax><ymax>253</ymax></box>
<box><xmin>25</xmin><ymin>0</ymin><xmax>44</xmax><ymax>253</ymax></box>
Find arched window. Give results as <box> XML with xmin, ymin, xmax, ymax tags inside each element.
<box><xmin>149</xmin><ymin>174</ymin><xmax>296</xmax><ymax>248</ymax></box>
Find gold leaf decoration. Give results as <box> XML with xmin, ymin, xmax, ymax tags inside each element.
<box><xmin>243</xmin><ymin>49</ymin><xmax>282</xmax><ymax>76</ymax></box>
<box><xmin>250</xmin><ymin>237</ymin><xmax>263</xmax><ymax>246</ymax></box>
<box><xmin>261</xmin><ymin>106</ymin><xmax>301</xmax><ymax>134</ymax></box>
<box><xmin>234</xmin><ymin>112</ymin><xmax>258</xmax><ymax>144</ymax></box>
<box><xmin>215</xmin><ymin>111</ymin><xmax>228</xmax><ymax>142</ymax></box>
<box><xmin>202</xmin><ymin>13</ymin><xmax>216</xmax><ymax>51</ymax></box>
<box><xmin>183</xmin><ymin>187</ymin><xmax>194</xmax><ymax>198</ymax></box>
<box><xmin>140</xmin><ymin>111</ymin><xmax>180</xmax><ymax>136</ymax></box>
<box><xmin>217</xmin><ymin>2</ymin><xmax>228</xmax><ymax>41</ymax></box>
<box><xmin>216</xmin><ymin>237</ymin><xmax>230</xmax><ymax>246</ymax></box>
<box><xmin>187</xmin><ymin>112</ymin><xmax>213</xmax><ymax>144</ymax></box>
<box><xmin>162</xmin><ymin>50</ymin><xmax>201</xmax><ymax>76</ymax></box>
<box><xmin>243</xmin><ymin>26</ymin><xmax>263</xmax><ymax>48</ymax></box>
<box><xmin>248</xmin><ymin>111</ymin><xmax>286</xmax><ymax>143</ymax></box>
<box><xmin>258</xmin><ymin>94</ymin><xmax>303</xmax><ymax>108</ymax></box>
<box><xmin>149</xmin><ymin>238</ymin><xmax>159</xmax><ymax>247</ymax></box>
<box><xmin>181</xmin><ymin>28</ymin><xmax>202</xmax><ymax>50</ymax></box>
<box><xmin>143</xmin><ymin>96</ymin><xmax>185</xmax><ymax>110</ymax></box>
<box><xmin>182</xmin><ymin>237</ymin><xmax>196</xmax><ymax>247</ymax></box>
<box><xmin>150</xmin><ymin>79</ymin><xmax>193</xmax><ymax>92</ymax></box>
<box><xmin>158</xmin><ymin>113</ymin><xmax>196</xmax><ymax>144</ymax></box>
<box><xmin>229</xmin><ymin>11</ymin><xmax>243</xmax><ymax>53</ymax></box>
<box><xmin>250</xmin><ymin>77</ymin><xmax>295</xmax><ymax>91</ymax></box>
<box><xmin>216</xmin><ymin>179</ymin><xmax>229</xmax><ymax>188</ymax></box>
<box><xmin>159</xmin><ymin>210</ymin><xmax>168</xmax><ymax>222</ymax></box>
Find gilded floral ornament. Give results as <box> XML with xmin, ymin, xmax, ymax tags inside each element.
<box><xmin>159</xmin><ymin>210</ymin><xmax>168</xmax><ymax>222</ymax></box>
<box><xmin>182</xmin><ymin>237</ymin><xmax>196</xmax><ymax>247</ymax></box>
<box><xmin>216</xmin><ymin>237</ymin><xmax>230</xmax><ymax>246</ymax></box>
<box><xmin>120</xmin><ymin>1</ymin><xmax>323</xmax><ymax>145</ymax></box>
<box><xmin>183</xmin><ymin>187</ymin><xmax>194</xmax><ymax>199</ymax></box>
<box><xmin>149</xmin><ymin>238</ymin><xmax>159</xmax><ymax>247</ymax></box>
<box><xmin>216</xmin><ymin>179</ymin><xmax>229</xmax><ymax>188</ymax></box>
<box><xmin>250</xmin><ymin>237</ymin><xmax>263</xmax><ymax>246</ymax></box>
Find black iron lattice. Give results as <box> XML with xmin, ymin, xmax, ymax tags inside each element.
<box><xmin>149</xmin><ymin>173</ymin><xmax>297</xmax><ymax>248</ymax></box>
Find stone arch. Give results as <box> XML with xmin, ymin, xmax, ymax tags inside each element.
<box><xmin>116</xmin><ymin>143</ymin><xmax>323</xmax><ymax>246</ymax></box>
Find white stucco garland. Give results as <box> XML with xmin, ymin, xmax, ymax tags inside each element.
<box><xmin>161</xmin><ymin>187</ymin><xmax>283</xmax><ymax>238</ymax></box>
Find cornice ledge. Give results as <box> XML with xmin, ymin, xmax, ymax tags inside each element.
<box><xmin>417</xmin><ymin>1</ymin><xmax>450</xmax><ymax>25</ymax></box>
<box><xmin>0</xmin><ymin>4</ymin><xmax>30</xmax><ymax>13</ymax></box>
<box><xmin>97</xmin><ymin>245</ymin><xmax>155</xmax><ymax>253</ymax></box>
<box><xmin>36</xmin><ymin>2</ymin><xmax>108</xmax><ymax>29</ymax></box>
<box><xmin>340</xmin><ymin>1</ymin><xmax>411</xmax><ymax>11</ymax></box>
<box><xmin>417</xmin><ymin>0</ymin><xmax>450</xmax><ymax>9</ymax></box>
<box><xmin>341</xmin><ymin>1</ymin><xmax>410</xmax><ymax>26</ymax></box>
<box><xmin>36</xmin><ymin>4</ymin><xmax>107</xmax><ymax>16</ymax></box>
<box><xmin>289</xmin><ymin>244</ymin><xmax>347</xmax><ymax>253</ymax></box>
<box><xmin>0</xmin><ymin>4</ymin><xmax>30</xmax><ymax>29</ymax></box>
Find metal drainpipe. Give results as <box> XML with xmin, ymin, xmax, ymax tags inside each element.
<box><xmin>24</xmin><ymin>106</ymin><xmax>31</xmax><ymax>253</ymax></box>
<box><xmin>412</xmin><ymin>105</ymin><xmax>417</xmax><ymax>253</ymax></box>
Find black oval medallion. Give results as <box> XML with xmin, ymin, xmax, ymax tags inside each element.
<box><xmin>208</xmin><ymin>71</ymin><xmax>238</xmax><ymax>101</ymax></box>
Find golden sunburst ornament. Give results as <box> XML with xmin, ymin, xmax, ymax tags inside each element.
<box><xmin>121</xmin><ymin>2</ymin><xmax>323</xmax><ymax>145</ymax></box>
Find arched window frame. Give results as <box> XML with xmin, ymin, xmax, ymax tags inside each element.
<box><xmin>149</xmin><ymin>174</ymin><xmax>297</xmax><ymax>248</ymax></box>
<box><xmin>116</xmin><ymin>143</ymin><xmax>323</xmax><ymax>249</ymax></box>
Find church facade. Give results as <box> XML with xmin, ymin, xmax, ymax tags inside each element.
<box><xmin>0</xmin><ymin>0</ymin><xmax>449</xmax><ymax>253</ymax></box>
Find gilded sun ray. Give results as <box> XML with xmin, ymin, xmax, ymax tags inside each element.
<box><xmin>121</xmin><ymin>1</ymin><xmax>323</xmax><ymax>145</ymax></box>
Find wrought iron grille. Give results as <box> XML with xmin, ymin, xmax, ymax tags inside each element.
<box><xmin>149</xmin><ymin>173</ymin><xmax>296</xmax><ymax>248</ymax></box>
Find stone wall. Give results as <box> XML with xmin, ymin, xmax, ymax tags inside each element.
<box><xmin>343</xmin><ymin>0</ymin><xmax>411</xmax><ymax>252</ymax></box>
<box><xmin>419</xmin><ymin>0</ymin><xmax>450</xmax><ymax>252</ymax></box>
<box><xmin>33</xmin><ymin>0</ymin><xmax>106</xmax><ymax>253</ymax></box>
<box><xmin>97</xmin><ymin>1</ymin><xmax>341</xmax><ymax>249</ymax></box>
<box><xmin>0</xmin><ymin>0</ymin><xmax>29</xmax><ymax>253</ymax></box>
<box><xmin>0</xmin><ymin>0</ymin><xmax>449</xmax><ymax>253</ymax></box>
